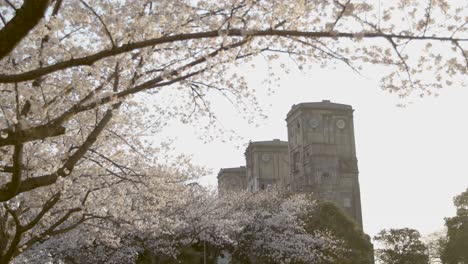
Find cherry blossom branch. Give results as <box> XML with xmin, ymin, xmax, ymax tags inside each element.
<box><xmin>0</xmin><ymin>68</ymin><xmax>117</xmax><ymax>147</ymax></box>
<box><xmin>0</xmin><ymin>209</ymin><xmax>9</xmax><ymax>259</ymax></box>
<box><xmin>0</xmin><ymin>193</ymin><xmax>60</xmax><ymax>263</ymax></box>
<box><xmin>0</xmin><ymin>67</ymin><xmax>124</xmax><ymax>200</ymax></box>
<box><xmin>421</xmin><ymin>0</ymin><xmax>433</xmax><ymax>36</ymax></box>
<box><xmin>17</xmin><ymin>208</ymin><xmax>84</xmax><ymax>257</ymax></box>
<box><xmin>0</xmin><ymin>38</ymin><xmax>249</xmax><ymax>148</ymax></box>
<box><xmin>0</xmin><ymin>103</ymin><xmax>121</xmax><ymax>201</ymax></box>
<box><xmin>78</xmin><ymin>0</ymin><xmax>116</xmax><ymax>48</ymax></box>
<box><xmin>329</xmin><ymin>0</ymin><xmax>352</xmax><ymax>31</ymax></box>
<box><xmin>22</xmin><ymin>192</ymin><xmax>61</xmax><ymax>232</ymax></box>
<box><xmin>0</xmin><ymin>29</ymin><xmax>466</xmax><ymax>84</ymax></box>
<box><xmin>1</xmin><ymin>204</ymin><xmax>21</xmax><ymax>263</ymax></box>
<box><xmin>386</xmin><ymin>37</ymin><xmax>415</xmax><ymax>88</ymax></box>
<box><xmin>87</xmin><ymin>148</ymin><xmax>140</xmax><ymax>178</ymax></box>
<box><xmin>453</xmin><ymin>41</ymin><xmax>468</xmax><ymax>68</ymax></box>
<box><xmin>1</xmin><ymin>96</ymin><xmax>29</xmax><ymax>200</ymax></box>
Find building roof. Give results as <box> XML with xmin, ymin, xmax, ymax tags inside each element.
<box><xmin>217</xmin><ymin>166</ymin><xmax>246</xmax><ymax>178</ymax></box>
<box><xmin>286</xmin><ymin>100</ymin><xmax>353</xmax><ymax>119</ymax></box>
<box><xmin>247</xmin><ymin>139</ymin><xmax>288</xmax><ymax>147</ymax></box>
<box><xmin>245</xmin><ymin>139</ymin><xmax>288</xmax><ymax>154</ymax></box>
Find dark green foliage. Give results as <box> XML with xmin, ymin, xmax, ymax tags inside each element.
<box><xmin>374</xmin><ymin>228</ymin><xmax>429</xmax><ymax>264</ymax></box>
<box><xmin>441</xmin><ymin>188</ymin><xmax>468</xmax><ymax>264</ymax></box>
<box><xmin>302</xmin><ymin>201</ymin><xmax>374</xmax><ymax>264</ymax></box>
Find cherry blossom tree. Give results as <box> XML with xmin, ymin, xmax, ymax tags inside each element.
<box><xmin>1</xmin><ymin>123</ymin><xmax>209</xmax><ymax>263</ymax></box>
<box><xmin>0</xmin><ymin>0</ymin><xmax>467</xmax><ymax>262</ymax></box>
<box><xmin>1</xmin><ymin>0</ymin><xmax>466</xmax><ymax>200</ymax></box>
<box><xmin>12</xmin><ymin>189</ymin><xmax>344</xmax><ymax>264</ymax></box>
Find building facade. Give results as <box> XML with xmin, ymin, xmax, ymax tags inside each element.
<box><xmin>244</xmin><ymin>139</ymin><xmax>289</xmax><ymax>192</ymax></box>
<box><xmin>217</xmin><ymin>167</ymin><xmax>247</xmax><ymax>195</ymax></box>
<box><xmin>217</xmin><ymin>100</ymin><xmax>363</xmax><ymax>228</ymax></box>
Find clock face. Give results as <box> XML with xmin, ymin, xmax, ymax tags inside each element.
<box><xmin>262</xmin><ymin>153</ymin><xmax>271</xmax><ymax>162</ymax></box>
<box><xmin>308</xmin><ymin>118</ymin><xmax>319</xmax><ymax>128</ymax></box>
<box><xmin>336</xmin><ymin>119</ymin><xmax>346</xmax><ymax>129</ymax></box>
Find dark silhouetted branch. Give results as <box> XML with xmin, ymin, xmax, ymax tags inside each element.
<box><xmin>0</xmin><ymin>0</ymin><xmax>50</xmax><ymax>60</ymax></box>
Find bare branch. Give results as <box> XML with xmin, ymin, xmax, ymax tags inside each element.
<box><xmin>3</xmin><ymin>0</ymin><xmax>17</xmax><ymax>11</ymax></box>
<box><xmin>1</xmin><ymin>204</ymin><xmax>22</xmax><ymax>263</ymax></box>
<box><xmin>422</xmin><ymin>0</ymin><xmax>433</xmax><ymax>36</ymax></box>
<box><xmin>0</xmin><ymin>13</ymin><xmax>6</xmax><ymax>26</ymax></box>
<box><xmin>329</xmin><ymin>0</ymin><xmax>351</xmax><ymax>31</ymax></box>
<box><xmin>51</xmin><ymin>0</ymin><xmax>63</xmax><ymax>16</ymax></box>
<box><xmin>386</xmin><ymin>37</ymin><xmax>415</xmax><ymax>88</ymax></box>
<box><xmin>453</xmin><ymin>41</ymin><xmax>468</xmax><ymax>68</ymax></box>
<box><xmin>22</xmin><ymin>192</ymin><xmax>61</xmax><ymax>232</ymax></box>
<box><xmin>79</xmin><ymin>0</ymin><xmax>116</xmax><ymax>47</ymax></box>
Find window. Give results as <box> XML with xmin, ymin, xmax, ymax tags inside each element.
<box><xmin>344</xmin><ymin>198</ymin><xmax>352</xmax><ymax>208</ymax></box>
<box><xmin>293</xmin><ymin>152</ymin><xmax>300</xmax><ymax>172</ymax></box>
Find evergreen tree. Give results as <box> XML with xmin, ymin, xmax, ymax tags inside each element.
<box><xmin>374</xmin><ymin>228</ymin><xmax>429</xmax><ymax>264</ymax></box>
<box><xmin>441</xmin><ymin>188</ymin><xmax>468</xmax><ymax>264</ymax></box>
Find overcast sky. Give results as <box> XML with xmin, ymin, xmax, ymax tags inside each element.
<box><xmin>156</xmin><ymin>55</ymin><xmax>468</xmax><ymax>238</ymax></box>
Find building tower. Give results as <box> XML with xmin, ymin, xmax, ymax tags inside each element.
<box><xmin>245</xmin><ymin>139</ymin><xmax>289</xmax><ymax>192</ymax></box>
<box><xmin>286</xmin><ymin>100</ymin><xmax>363</xmax><ymax>227</ymax></box>
<box><xmin>217</xmin><ymin>166</ymin><xmax>247</xmax><ymax>195</ymax></box>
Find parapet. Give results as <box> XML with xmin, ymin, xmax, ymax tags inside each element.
<box><xmin>286</xmin><ymin>100</ymin><xmax>353</xmax><ymax>120</ymax></box>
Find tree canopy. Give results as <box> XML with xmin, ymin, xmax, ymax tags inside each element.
<box><xmin>303</xmin><ymin>201</ymin><xmax>374</xmax><ymax>264</ymax></box>
<box><xmin>441</xmin><ymin>188</ymin><xmax>468</xmax><ymax>264</ymax></box>
<box><xmin>374</xmin><ymin>228</ymin><xmax>429</xmax><ymax>264</ymax></box>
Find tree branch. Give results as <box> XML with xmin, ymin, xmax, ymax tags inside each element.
<box><xmin>329</xmin><ymin>0</ymin><xmax>351</xmax><ymax>31</ymax></box>
<box><xmin>0</xmin><ymin>122</ymin><xmax>66</xmax><ymax>147</ymax></box>
<box><xmin>1</xmin><ymin>204</ymin><xmax>22</xmax><ymax>263</ymax></box>
<box><xmin>22</xmin><ymin>192</ymin><xmax>61</xmax><ymax>232</ymax></box>
<box><xmin>0</xmin><ymin>39</ymin><xmax>251</xmax><ymax>199</ymax></box>
<box><xmin>78</xmin><ymin>0</ymin><xmax>115</xmax><ymax>47</ymax></box>
<box><xmin>0</xmin><ymin>103</ymin><xmax>121</xmax><ymax>201</ymax></box>
<box><xmin>0</xmin><ymin>0</ymin><xmax>50</xmax><ymax>60</ymax></box>
<box><xmin>0</xmin><ymin>29</ymin><xmax>466</xmax><ymax>83</ymax></box>
<box><xmin>453</xmin><ymin>41</ymin><xmax>468</xmax><ymax>68</ymax></box>
<box><xmin>0</xmin><ymin>39</ymin><xmax>248</xmax><ymax>148</ymax></box>
<box><xmin>17</xmin><ymin>207</ymin><xmax>83</xmax><ymax>258</ymax></box>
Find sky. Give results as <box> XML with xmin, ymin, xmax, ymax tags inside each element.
<box><xmin>157</xmin><ymin>55</ymin><xmax>468</xmax><ymax>239</ymax></box>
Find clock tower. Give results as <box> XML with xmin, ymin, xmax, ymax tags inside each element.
<box><xmin>245</xmin><ymin>139</ymin><xmax>289</xmax><ymax>192</ymax></box>
<box><xmin>286</xmin><ymin>100</ymin><xmax>363</xmax><ymax>227</ymax></box>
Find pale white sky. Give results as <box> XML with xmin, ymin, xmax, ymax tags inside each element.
<box><xmin>158</xmin><ymin>56</ymin><xmax>468</xmax><ymax>238</ymax></box>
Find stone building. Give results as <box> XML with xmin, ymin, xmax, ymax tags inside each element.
<box><xmin>217</xmin><ymin>100</ymin><xmax>363</xmax><ymax>228</ymax></box>
<box><xmin>244</xmin><ymin>139</ymin><xmax>289</xmax><ymax>192</ymax></box>
<box><xmin>217</xmin><ymin>167</ymin><xmax>247</xmax><ymax>195</ymax></box>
